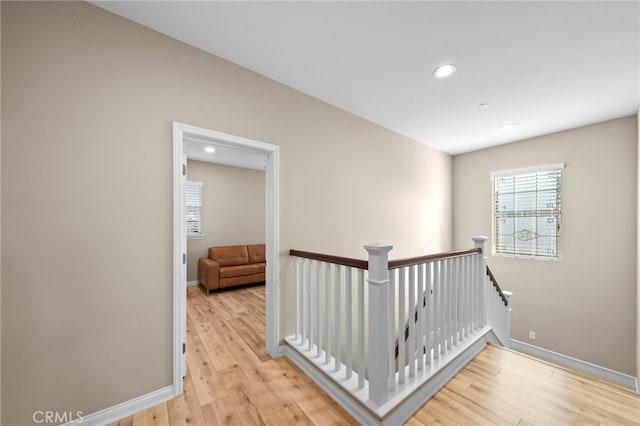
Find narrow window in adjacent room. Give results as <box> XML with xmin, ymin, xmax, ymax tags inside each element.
<box><xmin>491</xmin><ymin>164</ymin><xmax>564</xmax><ymax>259</ymax></box>
<box><xmin>186</xmin><ymin>181</ymin><xmax>203</xmax><ymax>239</ymax></box>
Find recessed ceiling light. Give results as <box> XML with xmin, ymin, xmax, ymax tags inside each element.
<box><xmin>204</xmin><ymin>146</ymin><xmax>216</xmax><ymax>153</ymax></box>
<box><xmin>500</xmin><ymin>123</ymin><xmax>517</xmax><ymax>131</ymax></box>
<box><xmin>433</xmin><ymin>64</ymin><xmax>456</xmax><ymax>78</ymax></box>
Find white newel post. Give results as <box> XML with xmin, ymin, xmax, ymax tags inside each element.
<box><xmin>472</xmin><ymin>236</ymin><xmax>489</xmax><ymax>327</ymax></box>
<box><xmin>365</xmin><ymin>242</ymin><xmax>393</xmax><ymax>406</ymax></box>
<box><xmin>502</xmin><ymin>290</ymin><xmax>513</xmax><ymax>348</ymax></box>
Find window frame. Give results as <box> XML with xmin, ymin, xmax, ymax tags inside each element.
<box><xmin>490</xmin><ymin>163</ymin><xmax>564</xmax><ymax>260</ymax></box>
<box><xmin>185</xmin><ymin>181</ymin><xmax>204</xmax><ymax>240</ymax></box>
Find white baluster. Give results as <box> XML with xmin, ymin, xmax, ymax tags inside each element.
<box><xmin>445</xmin><ymin>259</ymin><xmax>452</xmax><ymax>351</ymax></box>
<box><xmin>452</xmin><ymin>257</ymin><xmax>459</xmax><ymax>346</ymax></box>
<box><xmin>306</xmin><ymin>259</ymin><xmax>312</xmax><ymax>350</ymax></box>
<box><xmin>346</xmin><ymin>267</ymin><xmax>353</xmax><ymax>379</ymax></box>
<box><xmin>471</xmin><ymin>255</ymin><xmax>476</xmax><ymax>331</ymax></box>
<box><xmin>408</xmin><ymin>265</ymin><xmax>416</xmax><ymax>378</ymax></box>
<box><xmin>357</xmin><ymin>269</ymin><xmax>365</xmax><ymax>389</ymax></box>
<box><xmin>463</xmin><ymin>256</ymin><xmax>469</xmax><ymax>338</ymax></box>
<box><xmin>334</xmin><ymin>264</ymin><xmax>342</xmax><ymax>372</ymax></box>
<box><xmin>388</xmin><ymin>269</ymin><xmax>396</xmax><ymax>391</ymax></box>
<box><xmin>425</xmin><ymin>262</ymin><xmax>432</xmax><ymax>365</ymax></box>
<box><xmin>503</xmin><ymin>291</ymin><xmax>513</xmax><ymax>348</ymax></box>
<box><xmin>316</xmin><ymin>261</ymin><xmax>322</xmax><ymax>357</ymax></box>
<box><xmin>295</xmin><ymin>256</ymin><xmax>301</xmax><ymax>342</ymax></box>
<box><xmin>439</xmin><ymin>260</ymin><xmax>445</xmax><ymax>356</ymax></box>
<box><xmin>398</xmin><ymin>267</ymin><xmax>406</xmax><ymax>384</ymax></box>
<box><xmin>325</xmin><ymin>262</ymin><xmax>331</xmax><ymax>364</ymax></box>
<box><xmin>434</xmin><ymin>260</ymin><xmax>441</xmax><ymax>359</ymax></box>
<box><xmin>365</xmin><ymin>242</ymin><xmax>393</xmax><ymax>406</ymax></box>
<box><xmin>417</xmin><ymin>263</ymin><xmax>425</xmax><ymax>370</ymax></box>
<box><xmin>441</xmin><ymin>259</ymin><xmax>447</xmax><ymax>353</ymax></box>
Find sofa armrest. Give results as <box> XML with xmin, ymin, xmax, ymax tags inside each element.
<box><xmin>198</xmin><ymin>257</ymin><xmax>220</xmax><ymax>291</ymax></box>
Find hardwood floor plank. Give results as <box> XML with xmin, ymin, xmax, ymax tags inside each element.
<box><xmin>438</xmin><ymin>386</ymin><xmax>521</xmax><ymax>425</ymax></box>
<box><xmin>111</xmin><ymin>416</ymin><xmax>133</xmax><ymax>426</ymax></box>
<box><xmin>412</xmin><ymin>405</ymin><xmax>457</xmax><ymax>426</ymax></box>
<box><xmin>446</xmin><ymin>369</ymin><xmax>475</xmax><ymax>392</ymax></box>
<box><xmin>218</xmin><ymin>364</ymin><xmax>277</xmax><ymax>425</ymax></box>
<box><xmin>186</xmin><ymin>315</ymin><xmax>227</xmax><ymax>405</ymax></box>
<box><xmin>206</xmin><ymin>398</ymin><xmax>244</xmax><ymax>426</ymax></box>
<box><xmin>423</xmin><ymin>391</ymin><xmax>495</xmax><ymax>426</ymax></box>
<box><xmin>227</xmin><ymin>316</ymin><xmax>269</xmax><ymax>362</ymax></box>
<box><xmin>181</xmin><ymin>366</ymin><xmax>208</xmax><ymax>425</ymax></box>
<box><xmin>240</xmin><ymin>358</ymin><xmax>297</xmax><ymax>416</ymax></box>
<box><xmin>166</xmin><ymin>393</ymin><xmax>192</xmax><ymax>425</ymax></box>
<box><xmin>485</xmin><ymin>366</ymin><xmax>600</xmax><ymax>424</ymax></box>
<box><xmin>271</xmin><ymin>401</ymin><xmax>315</xmax><ymax>425</ymax></box>
<box><xmin>462</xmin><ymin>372</ymin><xmax>564</xmax><ymax>425</ymax></box>
<box><xmin>189</xmin><ymin>303</ymin><xmax>237</xmax><ymax>371</ymax></box>
<box><xmin>132</xmin><ymin>403</ymin><xmax>169</xmax><ymax>426</ymax></box>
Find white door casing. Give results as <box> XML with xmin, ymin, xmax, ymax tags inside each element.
<box><xmin>172</xmin><ymin>121</ymin><xmax>280</xmax><ymax>396</ymax></box>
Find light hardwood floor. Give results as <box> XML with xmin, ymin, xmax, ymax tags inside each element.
<box><xmin>111</xmin><ymin>285</ymin><xmax>640</xmax><ymax>426</ymax></box>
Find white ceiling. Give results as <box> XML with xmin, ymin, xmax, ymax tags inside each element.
<box><xmin>94</xmin><ymin>1</ymin><xmax>639</xmax><ymax>155</ymax></box>
<box><xmin>184</xmin><ymin>132</ymin><xmax>268</xmax><ymax>170</ymax></box>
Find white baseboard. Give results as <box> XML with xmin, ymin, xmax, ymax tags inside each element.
<box><xmin>510</xmin><ymin>339</ymin><xmax>639</xmax><ymax>393</ymax></box>
<box><xmin>187</xmin><ymin>280</ymin><xmax>199</xmax><ymax>287</ymax></box>
<box><xmin>62</xmin><ymin>385</ymin><xmax>174</xmax><ymax>426</ymax></box>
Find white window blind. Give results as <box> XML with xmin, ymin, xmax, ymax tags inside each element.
<box><xmin>185</xmin><ymin>181</ymin><xmax>203</xmax><ymax>237</ymax></box>
<box><xmin>491</xmin><ymin>164</ymin><xmax>564</xmax><ymax>259</ymax></box>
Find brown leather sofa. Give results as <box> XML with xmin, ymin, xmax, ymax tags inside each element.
<box><xmin>198</xmin><ymin>244</ymin><xmax>266</xmax><ymax>294</ymax></box>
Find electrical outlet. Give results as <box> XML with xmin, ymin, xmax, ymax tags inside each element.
<box><xmin>529</xmin><ymin>330</ymin><xmax>536</xmax><ymax>340</ymax></box>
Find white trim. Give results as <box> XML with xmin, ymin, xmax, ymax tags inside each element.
<box><xmin>173</xmin><ymin>122</ymin><xmax>281</xmax><ymax>396</ymax></box>
<box><xmin>187</xmin><ymin>280</ymin><xmax>199</xmax><ymax>287</ymax></box>
<box><xmin>172</xmin><ymin>123</ymin><xmax>186</xmax><ymax>393</ymax></box>
<box><xmin>265</xmin><ymin>146</ymin><xmax>280</xmax><ymax>357</ymax></box>
<box><xmin>489</xmin><ymin>162</ymin><xmax>565</xmax><ymax>178</ymax></box>
<box><xmin>510</xmin><ymin>339</ymin><xmax>639</xmax><ymax>392</ymax></box>
<box><xmin>62</xmin><ymin>385</ymin><xmax>173</xmax><ymax>426</ymax></box>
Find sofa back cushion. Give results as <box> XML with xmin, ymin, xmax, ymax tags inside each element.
<box><xmin>209</xmin><ymin>245</ymin><xmax>249</xmax><ymax>267</ymax></box>
<box><xmin>247</xmin><ymin>244</ymin><xmax>266</xmax><ymax>264</ymax></box>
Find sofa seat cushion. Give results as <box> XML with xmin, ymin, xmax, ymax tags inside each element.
<box><xmin>256</xmin><ymin>263</ymin><xmax>266</xmax><ymax>273</ymax></box>
<box><xmin>209</xmin><ymin>245</ymin><xmax>249</xmax><ymax>267</ymax></box>
<box><xmin>219</xmin><ymin>264</ymin><xmax>261</xmax><ymax>279</ymax></box>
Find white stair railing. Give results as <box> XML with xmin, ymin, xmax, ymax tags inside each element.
<box><xmin>287</xmin><ymin>237</ymin><xmax>512</xmax><ymax>422</ymax></box>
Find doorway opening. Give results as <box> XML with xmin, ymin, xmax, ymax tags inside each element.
<box><xmin>172</xmin><ymin>122</ymin><xmax>280</xmax><ymax>395</ymax></box>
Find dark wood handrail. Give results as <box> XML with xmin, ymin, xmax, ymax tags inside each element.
<box><xmin>289</xmin><ymin>249</ymin><xmax>368</xmax><ymax>270</ymax></box>
<box><xmin>290</xmin><ymin>247</ymin><xmax>483</xmax><ymax>271</ymax></box>
<box><xmin>388</xmin><ymin>248</ymin><xmax>481</xmax><ymax>269</ymax></box>
<box><xmin>487</xmin><ymin>266</ymin><xmax>508</xmax><ymax>306</ymax></box>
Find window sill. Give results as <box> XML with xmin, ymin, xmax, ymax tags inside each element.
<box><xmin>492</xmin><ymin>253</ymin><xmax>561</xmax><ymax>261</ymax></box>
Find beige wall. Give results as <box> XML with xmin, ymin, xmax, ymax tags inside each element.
<box><xmin>1</xmin><ymin>2</ymin><xmax>452</xmax><ymax>424</ymax></box>
<box><xmin>186</xmin><ymin>160</ymin><xmax>266</xmax><ymax>282</ymax></box>
<box><xmin>454</xmin><ymin>116</ymin><xmax>638</xmax><ymax>375</ymax></box>
<box><xmin>637</xmin><ymin>110</ymin><xmax>640</xmax><ymax>387</ymax></box>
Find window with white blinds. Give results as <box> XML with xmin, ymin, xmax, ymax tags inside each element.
<box><xmin>491</xmin><ymin>164</ymin><xmax>564</xmax><ymax>259</ymax></box>
<box><xmin>185</xmin><ymin>181</ymin><xmax>203</xmax><ymax>238</ymax></box>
